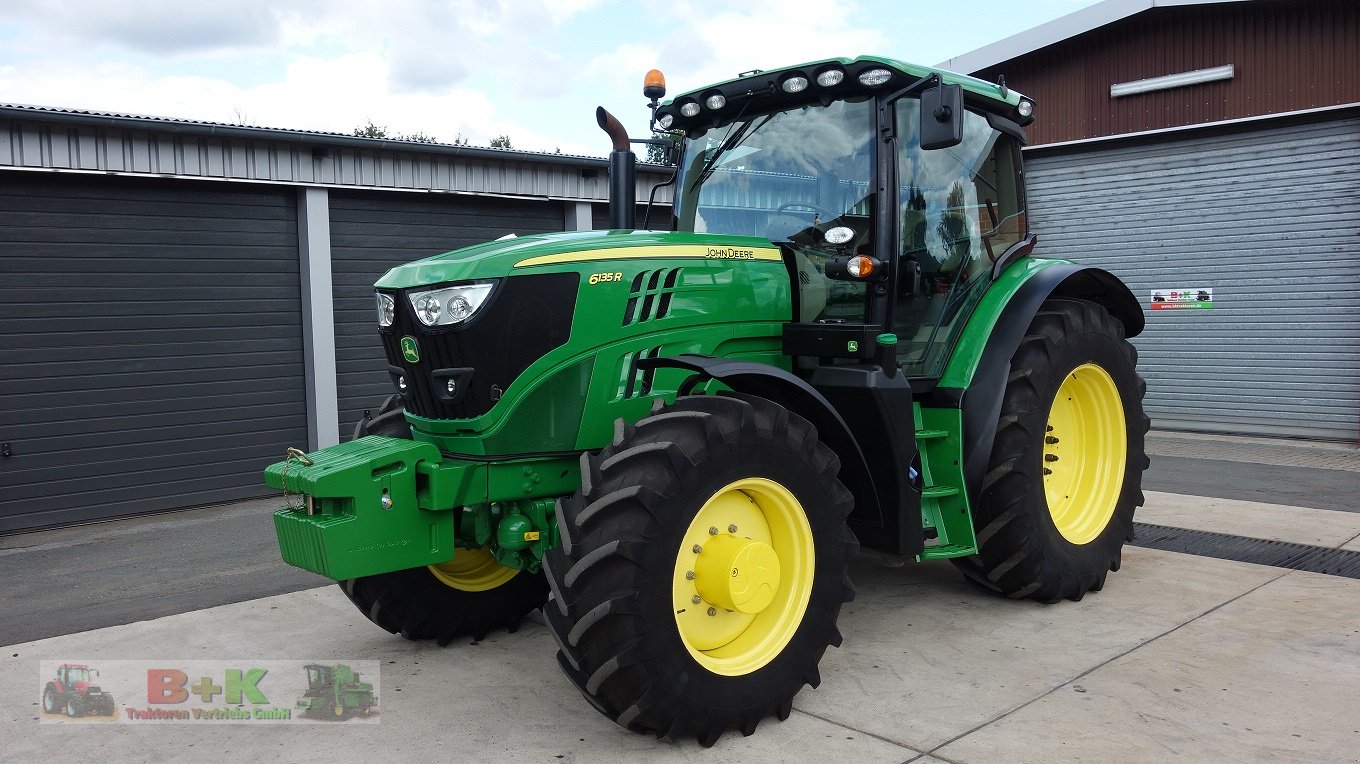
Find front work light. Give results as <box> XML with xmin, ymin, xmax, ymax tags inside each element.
<box><xmin>816</xmin><ymin>68</ymin><xmax>845</xmax><ymax>87</ymax></box>
<box><xmin>858</xmin><ymin>68</ymin><xmax>893</xmax><ymax>87</ymax></box>
<box><xmin>376</xmin><ymin>293</ymin><xmax>395</xmax><ymax>327</ymax></box>
<box><xmin>407</xmin><ymin>281</ymin><xmax>496</xmax><ymax>327</ymax></box>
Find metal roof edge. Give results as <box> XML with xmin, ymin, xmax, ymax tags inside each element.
<box><xmin>0</xmin><ymin>103</ymin><xmax>622</xmax><ymax>170</ymax></box>
<box><xmin>936</xmin><ymin>0</ymin><xmax>1251</xmax><ymax>74</ymax></box>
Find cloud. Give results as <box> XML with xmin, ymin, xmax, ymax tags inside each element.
<box><xmin>0</xmin><ymin>0</ymin><xmax>304</xmax><ymax>55</ymax></box>
<box><xmin>0</xmin><ymin>0</ymin><xmax>1091</xmax><ymax>158</ymax></box>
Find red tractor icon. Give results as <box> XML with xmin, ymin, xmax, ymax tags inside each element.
<box><xmin>42</xmin><ymin>664</ymin><xmax>116</xmax><ymax>717</ymax></box>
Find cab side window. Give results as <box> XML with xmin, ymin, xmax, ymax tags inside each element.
<box><xmin>893</xmin><ymin>100</ymin><xmax>1026</xmax><ymax>378</ymax></box>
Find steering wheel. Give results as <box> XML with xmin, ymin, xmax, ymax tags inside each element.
<box><xmin>775</xmin><ymin>202</ymin><xmax>839</xmax><ymax>226</ymax></box>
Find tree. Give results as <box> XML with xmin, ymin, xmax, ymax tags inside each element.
<box><xmin>353</xmin><ymin>119</ymin><xmax>389</xmax><ymax>138</ymax></box>
<box><xmin>353</xmin><ymin>119</ymin><xmax>438</xmax><ymax>143</ymax></box>
<box><xmin>489</xmin><ymin>135</ymin><xmax>512</xmax><ymax>149</ymax></box>
<box><xmin>646</xmin><ymin>130</ymin><xmax>681</xmax><ymax>164</ymax></box>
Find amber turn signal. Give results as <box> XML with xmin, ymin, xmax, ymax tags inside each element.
<box><xmin>847</xmin><ymin>256</ymin><xmax>876</xmax><ymax>278</ymax></box>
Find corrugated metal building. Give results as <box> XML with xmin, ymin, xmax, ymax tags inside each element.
<box><xmin>0</xmin><ymin>107</ymin><xmax>672</xmax><ymax>532</ymax></box>
<box><xmin>942</xmin><ymin>0</ymin><xmax>1360</xmax><ymax>441</ymax></box>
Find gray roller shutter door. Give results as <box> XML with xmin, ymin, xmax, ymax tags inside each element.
<box><xmin>0</xmin><ymin>174</ymin><xmax>308</xmax><ymax>532</ymax></box>
<box><xmin>1025</xmin><ymin>116</ymin><xmax>1360</xmax><ymax>441</ymax></box>
<box><xmin>331</xmin><ymin>193</ymin><xmax>566</xmax><ymax>437</ymax></box>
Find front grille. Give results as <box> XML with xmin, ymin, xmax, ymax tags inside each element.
<box><xmin>380</xmin><ymin>273</ymin><xmax>579</xmax><ymax>419</ymax></box>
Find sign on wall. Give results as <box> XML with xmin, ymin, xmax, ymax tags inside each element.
<box><xmin>1150</xmin><ymin>287</ymin><xmax>1213</xmax><ymax>311</ymax></box>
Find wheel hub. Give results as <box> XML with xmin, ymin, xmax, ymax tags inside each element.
<box><xmin>694</xmin><ymin>535</ymin><xmax>781</xmax><ymax>614</ymax></box>
<box><xmin>427</xmin><ymin>546</ymin><xmax>519</xmax><ymax>592</ymax></box>
<box><xmin>672</xmin><ymin>477</ymin><xmax>814</xmax><ymax>676</ymax></box>
<box><xmin>1043</xmin><ymin>363</ymin><xmax>1127</xmax><ymax>545</ymax></box>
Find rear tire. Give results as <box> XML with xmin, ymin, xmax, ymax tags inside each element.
<box><xmin>339</xmin><ymin>400</ymin><xmax>549</xmax><ymax>644</ymax></box>
<box><xmin>954</xmin><ymin>298</ymin><xmax>1149</xmax><ymax>602</ymax></box>
<box><xmin>543</xmin><ymin>394</ymin><xmax>857</xmax><ymax>746</ymax></box>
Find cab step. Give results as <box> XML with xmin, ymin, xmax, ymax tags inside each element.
<box><xmin>918</xmin><ymin>544</ymin><xmax>977</xmax><ymax>561</ymax></box>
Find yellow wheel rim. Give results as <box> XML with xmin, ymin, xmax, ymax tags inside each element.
<box><xmin>427</xmin><ymin>546</ymin><xmax>519</xmax><ymax>592</ymax></box>
<box><xmin>672</xmin><ymin>478</ymin><xmax>815</xmax><ymax>676</ymax></box>
<box><xmin>1043</xmin><ymin>363</ymin><xmax>1127</xmax><ymax>545</ymax></box>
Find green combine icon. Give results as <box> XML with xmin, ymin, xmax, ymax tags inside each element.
<box><xmin>296</xmin><ymin>664</ymin><xmax>375</xmax><ymax>720</ymax></box>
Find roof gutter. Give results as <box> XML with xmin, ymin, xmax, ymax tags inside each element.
<box><xmin>0</xmin><ymin>104</ymin><xmax>648</xmax><ymax>172</ymax></box>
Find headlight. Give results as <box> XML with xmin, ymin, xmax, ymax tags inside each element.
<box><xmin>376</xmin><ymin>293</ymin><xmax>395</xmax><ymax>327</ymax></box>
<box><xmin>407</xmin><ymin>281</ymin><xmax>496</xmax><ymax>327</ymax></box>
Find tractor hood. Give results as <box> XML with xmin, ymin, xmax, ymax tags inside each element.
<box><xmin>375</xmin><ymin>229</ymin><xmax>780</xmax><ymax>290</ymax></box>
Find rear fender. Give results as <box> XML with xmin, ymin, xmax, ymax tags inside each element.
<box><xmin>936</xmin><ymin>261</ymin><xmax>1143</xmax><ymax>501</ymax></box>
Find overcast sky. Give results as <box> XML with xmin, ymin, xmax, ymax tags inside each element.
<box><xmin>0</xmin><ymin>0</ymin><xmax>1101</xmax><ymax>157</ymax></box>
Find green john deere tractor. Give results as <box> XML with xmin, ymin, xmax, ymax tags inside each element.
<box><xmin>266</xmin><ymin>55</ymin><xmax>1148</xmax><ymax>746</ymax></box>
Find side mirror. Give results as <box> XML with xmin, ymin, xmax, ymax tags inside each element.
<box><xmin>920</xmin><ymin>83</ymin><xmax>963</xmax><ymax>150</ymax></box>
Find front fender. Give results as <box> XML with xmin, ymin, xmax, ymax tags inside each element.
<box><xmin>637</xmin><ymin>354</ymin><xmax>886</xmax><ymax>528</ymax></box>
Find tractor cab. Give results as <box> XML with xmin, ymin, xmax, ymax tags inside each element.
<box><xmin>303</xmin><ymin>664</ymin><xmax>333</xmax><ymax>690</ymax></box>
<box><xmin>57</xmin><ymin>664</ymin><xmax>92</xmax><ymax>687</ymax></box>
<box><xmin>656</xmin><ymin>56</ymin><xmax>1035</xmax><ymax>382</ymax></box>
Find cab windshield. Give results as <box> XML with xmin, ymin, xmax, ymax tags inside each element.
<box><xmin>674</xmin><ymin>97</ymin><xmax>875</xmax><ymax>322</ymax></box>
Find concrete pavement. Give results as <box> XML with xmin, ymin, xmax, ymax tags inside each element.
<box><xmin>4</xmin><ymin>431</ymin><xmax>1359</xmax><ymax>761</ymax></box>
<box><xmin>4</xmin><ymin>489</ymin><xmax>1360</xmax><ymax>762</ymax></box>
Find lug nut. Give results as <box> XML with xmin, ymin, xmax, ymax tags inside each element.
<box><xmin>727</xmin><ymin>524</ymin><xmax>738</xmax><ymax>533</ymax></box>
<box><xmin>1043</xmin><ymin>468</ymin><xmax>1053</xmax><ymax>476</ymax></box>
<box><xmin>709</xmin><ymin>527</ymin><xmax>719</xmax><ymax>535</ymax></box>
<box><xmin>692</xmin><ymin>544</ymin><xmax>703</xmax><ymax>554</ymax></box>
<box><xmin>692</xmin><ymin>595</ymin><xmax>702</xmax><ymax>604</ymax></box>
<box><xmin>707</xmin><ymin>607</ymin><xmax>717</xmax><ymax>617</ymax></box>
<box><xmin>685</xmin><ymin>571</ymin><xmax>696</xmax><ymax>580</ymax></box>
<box><xmin>1044</xmin><ymin>454</ymin><xmax>1059</xmax><ymax>462</ymax></box>
<box><xmin>1045</xmin><ymin>436</ymin><xmax>1060</xmax><ymax>444</ymax></box>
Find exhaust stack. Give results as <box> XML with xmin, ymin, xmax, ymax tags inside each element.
<box><xmin>596</xmin><ymin>106</ymin><xmax>635</xmax><ymax>230</ymax></box>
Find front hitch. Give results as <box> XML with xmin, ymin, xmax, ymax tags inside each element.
<box><xmin>264</xmin><ymin>436</ymin><xmax>479</xmax><ymax>580</ymax></box>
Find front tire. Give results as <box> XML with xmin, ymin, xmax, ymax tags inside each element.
<box><xmin>956</xmin><ymin>298</ymin><xmax>1149</xmax><ymax>602</ymax></box>
<box><xmin>65</xmin><ymin>697</ymin><xmax>82</xmax><ymax>718</ymax></box>
<box><xmin>339</xmin><ymin>400</ymin><xmax>549</xmax><ymax>644</ymax></box>
<box><xmin>544</xmin><ymin>394</ymin><xmax>857</xmax><ymax>746</ymax></box>
<box><xmin>42</xmin><ymin>686</ymin><xmax>58</xmax><ymax>714</ymax></box>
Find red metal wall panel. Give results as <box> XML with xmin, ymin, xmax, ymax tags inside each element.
<box><xmin>972</xmin><ymin>0</ymin><xmax>1360</xmax><ymax>145</ymax></box>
